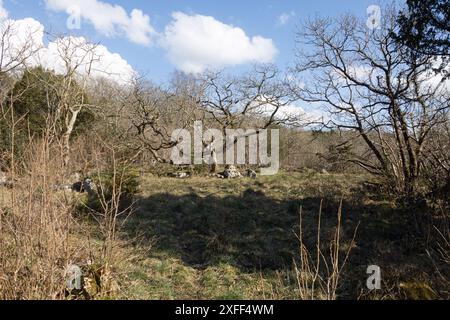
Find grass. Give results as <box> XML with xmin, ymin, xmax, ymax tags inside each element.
<box><xmin>1</xmin><ymin>169</ymin><xmax>447</xmax><ymax>299</ymax></box>
<box><xmin>107</xmin><ymin>170</ymin><xmax>448</xmax><ymax>300</ymax></box>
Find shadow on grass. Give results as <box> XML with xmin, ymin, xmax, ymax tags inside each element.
<box><xmin>123</xmin><ymin>187</ymin><xmax>406</xmax><ymax>273</ymax></box>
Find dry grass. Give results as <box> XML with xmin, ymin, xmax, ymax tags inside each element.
<box><xmin>0</xmin><ymin>136</ymin><xmax>136</xmax><ymax>300</ymax></box>
<box><xmin>0</xmin><ymin>140</ymin><xmax>78</xmax><ymax>299</ymax></box>
<box><xmin>1</xmin><ymin>163</ymin><xmax>448</xmax><ymax>300</ymax></box>
<box><xmin>293</xmin><ymin>201</ymin><xmax>359</xmax><ymax>300</ymax></box>
<box><xmin>117</xmin><ymin>170</ymin><xmax>448</xmax><ymax>300</ymax></box>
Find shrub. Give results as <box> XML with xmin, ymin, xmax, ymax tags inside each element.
<box><xmin>85</xmin><ymin>165</ymin><xmax>140</xmax><ymax>214</ymax></box>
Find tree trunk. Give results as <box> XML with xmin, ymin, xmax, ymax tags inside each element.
<box><xmin>62</xmin><ymin>108</ymin><xmax>81</xmax><ymax>167</ymax></box>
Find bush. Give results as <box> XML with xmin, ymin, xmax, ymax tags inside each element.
<box><xmin>86</xmin><ymin>165</ymin><xmax>140</xmax><ymax>214</ymax></box>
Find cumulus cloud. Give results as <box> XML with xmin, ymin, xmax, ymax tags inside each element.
<box><xmin>261</xmin><ymin>102</ymin><xmax>327</xmax><ymax>126</ymax></box>
<box><xmin>45</xmin><ymin>0</ymin><xmax>157</xmax><ymax>46</ymax></box>
<box><xmin>162</xmin><ymin>12</ymin><xmax>278</xmax><ymax>73</ymax></box>
<box><xmin>0</xmin><ymin>18</ymin><xmax>45</xmax><ymax>72</ymax></box>
<box><xmin>39</xmin><ymin>37</ymin><xmax>136</xmax><ymax>84</ymax></box>
<box><xmin>9</xmin><ymin>0</ymin><xmax>280</xmax><ymax>78</ymax></box>
<box><xmin>0</xmin><ymin>17</ymin><xmax>135</xmax><ymax>84</ymax></box>
<box><xmin>43</xmin><ymin>1</ymin><xmax>279</xmax><ymax>72</ymax></box>
<box><xmin>248</xmin><ymin>94</ymin><xmax>325</xmax><ymax>127</ymax></box>
<box><xmin>262</xmin><ymin>103</ymin><xmax>304</xmax><ymax>121</ymax></box>
<box><xmin>338</xmin><ymin>63</ymin><xmax>449</xmax><ymax>94</ymax></box>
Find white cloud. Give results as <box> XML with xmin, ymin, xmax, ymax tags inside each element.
<box><xmin>0</xmin><ymin>18</ymin><xmax>45</xmax><ymax>72</ymax></box>
<box><xmin>45</xmin><ymin>0</ymin><xmax>157</xmax><ymax>46</ymax></box>
<box><xmin>263</xmin><ymin>102</ymin><xmax>326</xmax><ymax>125</ymax></box>
<box><xmin>422</xmin><ymin>58</ymin><xmax>450</xmax><ymax>94</ymax></box>
<box><xmin>248</xmin><ymin>94</ymin><xmax>324</xmax><ymax>126</ymax></box>
<box><xmin>268</xmin><ymin>103</ymin><xmax>305</xmax><ymax>120</ymax></box>
<box><xmin>277</xmin><ymin>11</ymin><xmax>295</xmax><ymax>26</ymax></box>
<box><xmin>338</xmin><ymin>63</ymin><xmax>449</xmax><ymax>94</ymax></box>
<box><xmin>162</xmin><ymin>12</ymin><xmax>278</xmax><ymax>73</ymax></box>
<box><xmin>0</xmin><ymin>0</ymin><xmax>8</xmax><ymax>20</ymax></box>
<box><xmin>39</xmin><ymin>36</ymin><xmax>136</xmax><ymax>84</ymax></box>
<box><xmin>44</xmin><ymin>2</ymin><xmax>278</xmax><ymax>73</ymax></box>
<box><xmin>0</xmin><ymin>17</ymin><xmax>135</xmax><ymax>84</ymax></box>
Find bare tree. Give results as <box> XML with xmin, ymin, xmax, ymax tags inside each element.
<box><xmin>36</xmin><ymin>36</ymin><xmax>100</xmax><ymax>166</ymax></box>
<box><xmin>0</xmin><ymin>18</ymin><xmax>43</xmax><ymax>116</ymax></box>
<box><xmin>118</xmin><ymin>76</ymin><xmax>200</xmax><ymax>164</ymax></box>
<box><xmin>0</xmin><ymin>19</ymin><xmax>43</xmax><ymax>169</ymax></box>
<box><xmin>200</xmin><ymin>64</ymin><xmax>303</xmax><ymax>170</ymax></box>
<box><xmin>293</xmin><ymin>8</ymin><xmax>449</xmax><ymax>195</ymax></box>
<box><xmin>0</xmin><ymin>19</ymin><xmax>42</xmax><ymax>77</ymax></box>
<box><xmin>201</xmin><ymin>64</ymin><xmax>301</xmax><ymax>131</ymax></box>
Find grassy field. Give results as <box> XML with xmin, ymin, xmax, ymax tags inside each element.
<box><xmin>1</xmin><ymin>170</ymin><xmax>446</xmax><ymax>299</ymax></box>
<box><xmin>107</xmin><ymin>170</ymin><xmax>446</xmax><ymax>300</ymax></box>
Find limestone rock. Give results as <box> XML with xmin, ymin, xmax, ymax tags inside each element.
<box><xmin>169</xmin><ymin>172</ymin><xmax>191</xmax><ymax>179</ymax></box>
<box><xmin>223</xmin><ymin>165</ymin><xmax>243</xmax><ymax>179</ymax></box>
<box><xmin>72</xmin><ymin>178</ymin><xmax>95</xmax><ymax>194</ymax></box>
<box><xmin>246</xmin><ymin>169</ymin><xmax>257</xmax><ymax>179</ymax></box>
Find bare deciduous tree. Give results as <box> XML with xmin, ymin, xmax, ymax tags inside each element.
<box><xmin>293</xmin><ymin>8</ymin><xmax>449</xmax><ymax>195</ymax></box>
<box><xmin>201</xmin><ymin>64</ymin><xmax>301</xmax><ymax>131</ymax></box>
<box><xmin>200</xmin><ymin>64</ymin><xmax>303</xmax><ymax>171</ymax></box>
<box><xmin>118</xmin><ymin>76</ymin><xmax>200</xmax><ymax>164</ymax></box>
<box><xmin>47</xmin><ymin>37</ymin><xmax>100</xmax><ymax>166</ymax></box>
<box><xmin>0</xmin><ymin>19</ymin><xmax>42</xmax><ymax>77</ymax></box>
<box><xmin>0</xmin><ymin>19</ymin><xmax>42</xmax><ymax>169</ymax></box>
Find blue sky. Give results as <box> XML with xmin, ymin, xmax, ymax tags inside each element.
<box><xmin>4</xmin><ymin>0</ymin><xmax>400</xmax><ymax>83</ymax></box>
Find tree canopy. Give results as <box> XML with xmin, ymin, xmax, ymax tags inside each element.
<box><xmin>395</xmin><ymin>0</ymin><xmax>449</xmax><ymax>74</ymax></box>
